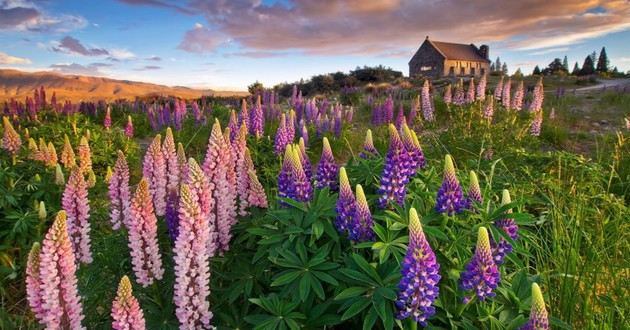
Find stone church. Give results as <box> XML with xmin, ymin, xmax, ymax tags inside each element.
<box><xmin>409</xmin><ymin>36</ymin><xmax>490</xmax><ymax>78</ymax></box>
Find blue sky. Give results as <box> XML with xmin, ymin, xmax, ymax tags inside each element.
<box><xmin>1</xmin><ymin>0</ymin><xmax>629</xmax><ymax>91</ymax></box>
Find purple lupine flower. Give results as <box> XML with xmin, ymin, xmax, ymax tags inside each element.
<box><xmin>300</xmin><ymin>121</ymin><xmax>309</xmax><ymax>147</ymax></box>
<box><xmin>378</xmin><ymin>124</ymin><xmax>410</xmax><ymax>209</ymax></box>
<box><xmin>512</xmin><ymin>80</ymin><xmax>524</xmax><ymax>111</ymax></box>
<box><xmin>278</xmin><ymin>146</ymin><xmax>293</xmax><ymax>201</ymax></box>
<box><xmin>359</xmin><ymin>129</ymin><xmax>378</xmax><ymax>159</ymax></box>
<box><xmin>251</xmin><ymin>95</ymin><xmax>264</xmax><ymax>138</ymax></box>
<box><xmin>520</xmin><ymin>283</ymin><xmax>549</xmax><ymax>330</ymax></box>
<box><xmin>298</xmin><ymin>138</ymin><xmax>312</xmax><ymax>182</ymax></box>
<box><xmin>422</xmin><ymin>80</ymin><xmax>434</xmax><ymax>121</ymax></box>
<box><xmin>395</xmin><ymin>104</ymin><xmax>406</xmax><ymax>130</ymax></box>
<box><xmin>335</xmin><ymin>167</ymin><xmax>355</xmax><ymax>234</ymax></box>
<box><xmin>401</xmin><ymin>123</ymin><xmax>426</xmax><ymax>178</ymax></box>
<box><xmin>501</xmin><ymin>78</ymin><xmax>512</xmax><ymax>109</ymax></box>
<box><xmin>315</xmin><ymin>137</ymin><xmax>339</xmax><ymax>192</ymax></box>
<box><xmin>453</xmin><ymin>79</ymin><xmax>465</xmax><ymax>106</ymax></box>
<box><xmin>460</xmin><ymin>227</ymin><xmax>500</xmax><ymax>301</ymax></box>
<box><xmin>164</xmin><ymin>189</ymin><xmax>180</xmax><ymax>241</ymax></box>
<box><xmin>239</xmin><ymin>99</ymin><xmax>249</xmax><ymax>131</ymax></box>
<box><xmin>530</xmin><ymin>109</ymin><xmax>543</xmax><ymax>137</ymax></box>
<box><xmin>228</xmin><ymin>110</ymin><xmax>238</xmax><ymax>142</ymax></box>
<box><xmin>465</xmin><ymin>78</ymin><xmax>475</xmax><ymax>104</ymax></box>
<box><xmin>466</xmin><ymin>171</ymin><xmax>483</xmax><ymax>209</ymax></box>
<box><xmin>492</xmin><ymin>189</ymin><xmax>519</xmax><ymax>264</ymax></box>
<box><xmin>476</xmin><ymin>74</ymin><xmax>487</xmax><ymax>101</ymax></box>
<box><xmin>289</xmin><ymin>145</ymin><xmax>312</xmax><ymax>202</ymax></box>
<box><xmin>435</xmin><ymin>154</ymin><xmax>465</xmax><ymax>215</ymax></box>
<box><xmin>348</xmin><ymin>185</ymin><xmax>374</xmax><ymax>242</ymax></box>
<box><xmin>443</xmin><ymin>84</ymin><xmax>452</xmax><ymax>105</ymax></box>
<box><xmin>395</xmin><ymin>208</ymin><xmax>440</xmax><ymax>327</ymax></box>
<box><xmin>274</xmin><ymin>113</ymin><xmax>290</xmax><ymax>155</ymax></box>
<box><xmin>384</xmin><ymin>95</ymin><xmax>394</xmax><ymax>124</ymax></box>
<box><xmin>494</xmin><ymin>76</ymin><xmax>504</xmax><ymax>101</ymax></box>
<box><xmin>483</xmin><ymin>96</ymin><xmax>495</xmax><ymax>121</ymax></box>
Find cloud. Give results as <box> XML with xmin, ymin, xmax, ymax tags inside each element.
<box><xmin>52</xmin><ymin>36</ymin><xmax>109</xmax><ymax>56</ymax></box>
<box><xmin>134</xmin><ymin>65</ymin><xmax>162</xmax><ymax>71</ymax></box>
<box><xmin>178</xmin><ymin>23</ymin><xmax>227</xmax><ymax>53</ymax></box>
<box><xmin>0</xmin><ymin>52</ymin><xmax>31</xmax><ymax>64</ymax></box>
<box><xmin>49</xmin><ymin>62</ymin><xmax>109</xmax><ymax>75</ymax></box>
<box><xmin>0</xmin><ymin>1</ymin><xmax>87</xmax><ymax>32</ymax></box>
<box><xmin>109</xmin><ymin>49</ymin><xmax>136</xmax><ymax>60</ymax></box>
<box><xmin>529</xmin><ymin>47</ymin><xmax>570</xmax><ymax>56</ymax></box>
<box><xmin>115</xmin><ymin>0</ymin><xmax>194</xmax><ymax>15</ymax></box>
<box><xmin>223</xmin><ymin>51</ymin><xmax>288</xmax><ymax>59</ymax></box>
<box><xmin>146</xmin><ymin>55</ymin><xmax>162</xmax><ymax>61</ymax></box>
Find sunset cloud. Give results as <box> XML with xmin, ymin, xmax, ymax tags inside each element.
<box><xmin>52</xmin><ymin>36</ymin><xmax>109</xmax><ymax>56</ymax></box>
<box><xmin>0</xmin><ymin>52</ymin><xmax>31</xmax><ymax>65</ymax></box>
<box><xmin>49</xmin><ymin>62</ymin><xmax>109</xmax><ymax>75</ymax></box>
<box><xmin>177</xmin><ymin>23</ymin><xmax>227</xmax><ymax>54</ymax></box>
<box><xmin>0</xmin><ymin>1</ymin><xmax>87</xmax><ymax>32</ymax></box>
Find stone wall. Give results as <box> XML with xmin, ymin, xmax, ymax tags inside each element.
<box><xmin>443</xmin><ymin>60</ymin><xmax>489</xmax><ymax>77</ymax></box>
<box><xmin>409</xmin><ymin>42</ymin><xmax>444</xmax><ymax>78</ymax></box>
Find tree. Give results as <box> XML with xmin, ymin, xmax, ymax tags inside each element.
<box><xmin>533</xmin><ymin>65</ymin><xmax>541</xmax><ymax>75</ymax></box>
<box><xmin>490</xmin><ymin>63</ymin><xmax>496</xmax><ymax>72</ymax></box>
<box><xmin>562</xmin><ymin>56</ymin><xmax>569</xmax><ymax>72</ymax></box>
<box><xmin>513</xmin><ymin>68</ymin><xmax>523</xmax><ymax>78</ymax></box>
<box><xmin>572</xmin><ymin>62</ymin><xmax>580</xmax><ymax>75</ymax></box>
<box><xmin>248</xmin><ymin>81</ymin><xmax>264</xmax><ymax>95</ymax></box>
<box><xmin>495</xmin><ymin>57</ymin><xmax>502</xmax><ymax>72</ymax></box>
<box><xmin>579</xmin><ymin>55</ymin><xmax>595</xmax><ymax>76</ymax></box>
<box><xmin>543</xmin><ymin>58</ymin><xmax>567</xmax><ymax>75</ymax></box>
<box><xmin>590</xmin><ymin>51</ymin><xmax>597</xmax><ymax>64</ymax></box>
<box><xmin>596</xmin><ymin>47</ymin><xmax>609</xmax><ymax>73</ymax></box>
<box><xmin>501</xmin><ymin>62</ymin><xmax>508</xmax><ymax>75</ymax></box>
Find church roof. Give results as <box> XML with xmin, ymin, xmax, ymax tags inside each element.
<box><xmin>427</xmin><ymin>40</ymin><xmax>489</xmax><ymax>62</ymax></box>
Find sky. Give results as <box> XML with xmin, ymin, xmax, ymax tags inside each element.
<box><xmin>1</xmin><ymin>0</ymin><xmax>630</xmax><ymax>91</ymax></box>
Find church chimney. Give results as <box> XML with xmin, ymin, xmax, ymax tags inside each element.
<box><xmin>479</xmin><ymin>45</ymin><xmax>489</xmax><ymax>60</ymax></box>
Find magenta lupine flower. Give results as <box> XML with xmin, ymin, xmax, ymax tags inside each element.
<box><xmin>359</xmin><ymin>129</ymin><xmax>378</xmax><ymax>159</ymax></box>
<box><xmin>530</xmin><ymin>109</ymin><xmax>543</xmax><ymax>137</ymax></box>
<box><xmin>460</xmin><ymin>227</ymin><xmax>500</xmax><ymax>301</ymax></box>
<box><xmin>520</xmin><ymin>283</ymin><xmax>549</xmax><ymax>330</ymax></box>
<box><xmin>104</xmin><ymin>107</ymin><xmax>112</xmax><ymax>130</ymax></box>
<box><xmin>62</xmin><ymin>168</ymin><xmax>92</xmax><ymax>264</ymax></box>
<box><xmin>395</xmin><ymin>104</ymin><xmax>406</xmax><ymax>130</ymax></box>
<box><xmin>453</xmin><ymin>79</ymin><xmax>465</xmax><ymax>106</ymax></box>
<box><xmin>244</xmin><ymin>147</ymin><xmax>268</xmax><ymax>208</ymax></box>
<box><xmin>384</xmin><ymin>95</ymin><xmax>394</xmax><ymax>123</ymax></box>
<box><xmin>251</xmin><ymin>95</ymin><xmax>264</xmax><ymax>138</ymax></box>
<box><xmin>239</xmin><ymin>99</ymin><xmax>249</xmax><ymax>132</ymax></box>
<box><xmin>186</xmin><ymin>158</ymin><xmax>217</xmax><ymax>257</ymax></box>
<box><xmin>109</xmin><ymin>150</ymin><xmax>131</xmax><ymax>230</ymax></box>
<box><xmin>298</xmin><ymin>138</ymin><xmax>312</xmax><ymax>182</ymax></box>
<box><xmin>143</xmin><ymin>135</ymin><xmax>167</xmax><ymax>216</ymax></box>
<box><xmin>465</xmin><ymin>78</ymin><xmax>476</xmax><ymax>104</ymax></box>
<box><xmin>483</xmin><ymin>96</ymin><xmax>495</xmax><ymax>121</ymax></box>
<box><xmin>125</xmin><ymin>116</ymin><xmax>134</xmax><ymax>138</ymax></box>
<box><xmin>395</xmin><ymin>208</ymin><xmax>440</xmax><ymax>326</ymax></box>
<box><xmin>274</xmin><ymin>113</ymin><xmax>290</xmax><ymax>155</ymax></box>
<box><xmin>335</xmin><ymin>167</ymin><xmax>355</xmax><ymax>234</ymax></box>
<box><xmin>348</xmin><ymin>185</ymin><xmax>374</xmax><ymax>242</ymax></box>
<box><xmin>422</xmin><ymin>80</ymin><xmax>434</xmax><ymax>121</ymax></box>
<box><xmin>494</xmin><ymin>76</ymin><xmax>504</xmax><ymax>101</ymax></box>
<box><xmin>466</xmin><ymin>171</ymin><xmax>483</xmax><ymax>209</ymax></box>
<box><xmin>173</xmin><ymin>183</ymin><xmax>213</xmax><ymax>329</ymax></box>
<box><xmin>300</xmin><ymin>120</ymin><xmax>309</xmax><ymax>147</ymax></box>
<box><xmin>111</xmin><ymin>276</ymin><xmax>146</xmax><ymax>330</ymax></box>
<box><xmin>502</xmin><ymin>78</ymin><xmax>512</xmax><ymax>109</ymax></box>
<box><xmin>287</xmin><ymin>110</ymin><xmax>296</xmax><ymax>142</ymax></box>
<box><xmin>528</xmin><ymin>78</ymin><xmax>544</xmax><ymax>113</ymax></box>
<box><xmin>315</xmin><ymin>137</ymin><xmax>339</xmax><ymax>191</ymax></box>
<box><xmin>163</xmin><ymin>127</ymin><xmax>180</xmax><ymax>195</ymax></box>
<box><xmin>492</xmin><ymin>189</ymin><xmax>519</xmax><ymax>264</ymax></box>
<box><xmin>476</xmin><ymin>74</ymin><xmax>487</xmax><ymax>101</ymax></box>
<box><xmin>228</xmin><ymin>110</ymin><xmax>238</xmax><ymax>142</ymax></box>
<box><xmin>2</xmin><ymin>117</ymin><xmax>21</xmax><ymax>158</ymax></box>
<box><xmin>37</xmin><ymin>211</ymin><xmax>85</xmax><ymax>329</ymax></box>
<box><xmin>378</xmin><ymin>125</ymin><xmax>409</xmax><ymax>209</ymax></box>
<box><xmin>512</xmin><ymin>80</ymin><xmax>524</xmax><ymax>111</ymax></box>
<box><xmin>128</xmin><ymin>178</ymin><xmax>164</xmax><ymax>287</ymax></box>
<box><xmin>443</xmin><ymin>84</ymin><xmax>452</xmax><ymax>105</ymax></box>
<box><xmin>435</xmin><ymin>155</ymin><xmax>465</xmax><ymax>215</ymax></box>
<box><xmin>26</xmin><ymin>243</ymin><xmax>45</xmax><ymax>323</ymax></box>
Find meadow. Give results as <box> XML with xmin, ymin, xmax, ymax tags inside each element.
<box><xmin>1</xmin><ymin>75</ymin><xmax>629</xmax><ymax>329</ymax></box>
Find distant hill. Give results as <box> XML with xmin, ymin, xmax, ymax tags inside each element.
<box><xmin>0</xmin><ymin>69</ymin><xmax>247</xmax><ymax>102</ymax></box>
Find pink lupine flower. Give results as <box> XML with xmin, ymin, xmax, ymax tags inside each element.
<box><xmin>528</xmin><ymin>77</ymin><xmax>544</xmax><ymax>113</ymax></box>
<box><xmin>177</xmin><ymin>142</ymin><xmax>187</xmax><ymax>184</ymax></box>
<box><xmin>60</xmin><ymin>134</ymin><xmax>76</xmax><ymax>169</ymax></box>
<box><xmin>465</xmin><ymin>78</ymin><xmax>475</xmax><ymax>104</ymax></box>
<box><xmin>185</xmin><ymin>158</ymin><xmax>217</xmax><ymax>258</ymax></box>
<box><xmin>78</xmin><ymin>136</ymin><xmax>92</xmax><ymax>175</ymax></box>
<box><xmin>128</xmin><ymin>178</ymin><xmax>164</xmax><ymax>287</ymax></box>
<box><xmin>26</xmin><ymin>242</ymin><xmax>45</xmax><ymax>323</ymax></box>
<box><xmin>125</xmin><ymin>116</ymin><xmax>134</xmax><ymax>138</ymax></box>
<box><xmin>421</xmin><ymin>80</ymin><xmax>434</xmax><ymax>121</ymax></box>
<box><xmin>227</xmin><ymin>109</ymin><xmax>238</xmax><ymax>142</ymax></box>
<box><xmin>501</xmin><ymin>78</ymin><xmax>511</xmax><ymax>109</ymax></box>
<box><xmin>2</xmin><ymin>117</ymin><xmax>21</xmax><ymax>159</ymax></box>
<box><xmin>234</xmin><ymin>123</ymin><xmax>250</xmax><ymax>216</ymax></box>
<box><xmin>512</xmin><ymin>80</ymin><xmax>524</xmax><ymax>111</ymax></box>
<box><xmin>174</xmin><ymin>184</ymin><xmax>213</xmax><ymax>329</ymax></box>
<box><xmin>239</xmin><ymin>98</ymin><xmax>249</xmax><ymax>132</ymax></box>
<box><xmin>104</xmin><ymin>107</ymin><xmax>112</xmax><ymax>130</ymax></box>
<box><xmin>476</xmin><ymin>74</ymin><xmax>487</xmax><ymax>101</ymax></box>
<box><xmin>494</xmin><ymin>76</ymin><xmax>504</xmax><ymax>101</ymax></box>
<box><xmin>62</xmin><ymin>168</ymin><xmax>92</xmax><ymax>264</ymax></box>
<box><xmin>38</xmin><ymin>211</ymin><xmax>85</xmax><ymax>329</ymax></box>
<box><xmin>109</xmin><ymin>150</ymin><xmax>131</xmax><ymax>230</ymax></box>
<box><xmin>243</xmin><ymin>147</ymin><xmax>267</xmax><ymax>208</ymax></box>
<box><xmin>111</xmin><ymin>276</ymin><xmax>146</xmax><ymax>330</ymax></box>
<box><xmin>143</xmin><ymin>134</ymin><xmax>167</xmax><ymax>216</ymax></box>
<box><xmin>163</xmin><ymin>127</ymin><xmax>180</xmax><ymax>194</ymax></box>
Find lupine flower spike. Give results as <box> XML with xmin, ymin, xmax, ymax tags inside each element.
<box><xmin>520</xmin><ymin>283</ymin><xmax>549</xmax><ymax>330</ymax></box>
<box><xmin>26</xmin><ymin>242</ymin><xmax>45</xmax><ymax>324</ymax></box>
<box><xmin>460</xmin><ymin>227</ymin><xmax>500</xmax><ymax>301</ymax></box>
<box><xmin>421</xmin><ymin>80</ymin><xmax>434</xmax><ymax>121</ymax></box>
<box><xmin>111</xmin><ymin>276</ymin><xmax>146</xmax><ymax>330</ymax></box>
<box><xmin>185</xmin><ymin>158</ymin><xmax>216</xmax><ymax>257</ymax></box>
<box><xmin>109</xmin><ymin>151</ymin><xmax>131</xmax><ymax>230</ymax></box>
<box><xmin>298</xmin><ymin>138</ymin><xmax>312</xmax><ymax>182</ymax></box>
<box><xmin>244</xmin><ymin>148</ymin><xmax>268</xmax><ymax>208</ymax></box>
<box><xmin>315</xmin><ymin>137</ymin><xmax>339</xmax><ymax>191</ymax></box>
<box><xmin>128</xmin><ymin>178</ymin><xmax>164</xmax><ymax>286</ymax></box>
<box><xmin>483</xmin><ymin>96</ymin><xmax>495</xmax><ymax>121</ymax></box>
<box><xmin>61</xmin><ymin>134</ymin><xmax>76</xmax><ymax>169</ymax></box>
<box><xmin>143</xmin><ymin>135</ymin><xmax>167</xmax><ymax>216</ymax></box>
<box><xmin>38</xmin><ymin>201</ymin><xmax>47</xmax><ymax>221</ymax></box>
<box><xmin>335</xmin><ymin>167</ymin><xmax>355</xmax><ymax>234</ymax></box>
<box><xmin>78</xmin><ymin>136</ymin><xmax>92</xmax><ymax>175</ymax></box>
<box><xmin>466</xmin><ymin>171</ymin><xmax>483</xmax><ymax>209</ymax></box>
<box><xmin>46</xmin><ymin>142</ymin><xmax>58</xmax><ymax>167</ymax></box>
<box><xmin>349</xmin><ymin>184</ymin><xmax>374</xmax><ymax>242</ymax></box>
<box><xmin>289</xmin><ymin>145</ymin><xmax>313</xmax><ymax>202</ymax></box>
<box><xmin>530</xmin><ymin>110</ymin><xmax>543</xmax><ymax>137</ymax></box>
<box><xmin>104</xmin><ymin>107</ymin><xmax>112</xmax><ymax>130</ymax></box>
<box><xmin>378</xmin><ymin>124</ymin><xmax>409</xmax><ymax>208</ymax></box>
<box><xmin>359</xmin><ymin>129</ymin><xmax>378</xmax><ymax>158</ymax></box>
<box><xmin>163</xmin><ymin>127</ymin><xmax>180</xmax><ymax>194</ymax></box>
<box><xmin>492</xmin><ymin>189</ymin><xmax>518</xmax><ymax>264</ymax></box>
<box><xmin>55</xmin><ymin>164</ymin><xmax>66</xmax><ymax>185</ymax></box>
<box><xmin>435</xmin><ymin>155</ymin><xmax>465</xmax><ymax>215</ymax></box>
<box><xmin>125</xmin><ymin>115</ymin><xmax>134</xmax><ymax>138</ymax></box>
<box><xmin>62</xmin><ymin>168</ymin><xmax>92</xmax><ymax>264</ymax></box>
<box><xmin>2</xmin><ymin>116</ymin><xmax>21</xmax><ymax>162</ymax></box>
<box><xmin>395</xmin><ymin>208</ymin><xmax>440</xmax><ymax>327</ymax></box>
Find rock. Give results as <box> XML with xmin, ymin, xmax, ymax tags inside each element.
<box><xmin>600</xmin><ymin>120</ymin><xmax>609</xmax><ymax>125</ymax></box>
<box><xmin>592</xmin><ymin>122</ymin><xmax>600</xmax><ymax>127</ymax></box>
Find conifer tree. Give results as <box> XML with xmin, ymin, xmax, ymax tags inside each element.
<box><xmin>596</xmin><ymin>47</ymin><xmax>609</xmax><ymax>73</ymax></box>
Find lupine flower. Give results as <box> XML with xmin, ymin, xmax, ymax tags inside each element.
<box><xmin>26</xmin><ymin>242</ymin><xmax>44</xmax><ymax>323</ymax></box>
<box><xmin>401</xmin><ymin>123</ymin><xmax>426</xmax><ymax>177</ymax></box>
<box><xmin>186</xmin><ymin>158</ymin><xmax>217</xmax><ymax>257</ymax></box>
<box><xmin>494</xmin><ymin>76</ymin><xmax>504</xmax><ymax>101</ymax></box>
<box><xmin>435</xmin><ymin>154</ymin><xmax>465</xmax><ymax>215</ymax></box>
<box><xmin>105</xmin><ymin>166</ymin><xmax>113</xmax><ymax>184</ymax></box>
<box><xmin>530</xmin><ymin>110</ymin><xmax>543</xmax><ymax>137</ymax></box>
<box><xmin>348</xmin><ymin>184</ymin><xmax>374</xmax><ymax>242</ymax></box>
<box><xmin>104</xmin><ymin>107</ymin><xmax>112</xmax><ymax>130</ymax></box>
<box><xmin>227</xmin><ymin>110</ymin><xmax>238</xmax><ymax>142</ymax></box>
<box><xmin>251</xmin><ymin>95</ymin><xmax>264</xmax><ymax>137</ymax></box>
<box><xmin>422</xmin><ymin>80</ymin><xmax>434</xmax><ymax>121</ymax></box>
<box><xmin>483</xmin><ymin>96</ymin><xmax>495</xmax><ymax>121</ymax></box>
<box><xmin>395</xmin><ymin>104</ymin><xmax>406</xmax><ymax>130</ymax></box>
<box><xmin>111</xmin><ymin>276</ymin><xmax>146</xmax><ymax>330</ymax></box>
<box><xmin>278</xmin><ymin>145</ymin><xmax>313</xmax><ymax>203</ymax></box>
<box><xmin>163</xmin><ymin>127</ymin><xmax>180</xmax><ymax>194</ymax></box>
<box><xmin>359</xmin><ymin>129</ymin><xmax>378</xmax><ymax>159</ymax></box>
<box><xmin>177</xmin><ymin>142</ymin><xmax>187</xmax><ymax>182</ymax></box>
<box><xmin>38</xmin><ymin>138</ymin><xmax>49</xmax><ymax>163</ymax></box>
<box><xmin>245</xmin><ymin>148</ymin><xmax>268</xmax><ymax>208</ymax></box>
<box><xmin>335</xmin><ymin>167</ymin><xmax>355</xmax><ymax>234</ymax></box>
<box><xmin>476</xmin><ymin>74</ymin><xmax>487</xmax><ymax>101</ymax></box>
<box><xmin>239</xmin><ymin>99</ymin><xmax>249</xmax><ymax>132</ymax></box>
<box><xmin>298</xmin><ymin>138</ymin><xmax>312</xmax><ymax>182</ymax></box>
<box><xmin>46</xmin><ymin>142</ymin><xmax>58</xmax><ymax>167</ymax></box>
<box><xmin>174</xmin><ymin>184</ymin><xmax>213</xmax><ymax>329</ymax></box>
<box><xmin>2</xmin><ymin>116</ymin><xmax>21</xmax><ymax>159</ymax></box>
<box><xmin>55</xmin><ymin>164</ymin><xmax>65</xmax><ymax>185</ymax></box>
<box><xmin>395</xmin><ymin>208</ymin><xmax>440</xmax><ymax>327</ymax></box>
<box><xmin>28</xmin><ymin>137</ymin><xmax>38</xmax><ymax>159</ymax></box>
<box><xmin>492</xmin><ymin>189</ymin><xmax>519</xmax><ymax>264</ymax></box>
<box><xmin>443</xmin><ymin>84</ymin><xmax>452</xmax><ymax>105</ymax></box>
<box><xmin>164</xmin><ymin>189</ymin><xmax>180</xmax><ymax>242</ymax></box>
<box><xmin>300</xmin><ymin>120</ymin><xmax>309</xmax><ymax>147</ymax></box>
<box><xmin>520</xmin><ymin>283</ymin><xmax>549</xmax><ymax>330</ymax></box>
<box><xmin>109</xmin><ymin>150</ymin><xmax>131</xmax><ymax>230</ymax></box>
<box><xmin>128</xmin><ymin>178</ymin><xmax>164</xmax><ymax>287</ymax></box>
<box><xmin>408</xmin><ymin>95</ymin><xmax>419</xmax><ymax>126</ymax></box>
<box><xmin>466</xmin><ymin>171</ymin><xmax>483</xmax><ymax>209</ymax></box>
<box><xmin>378</xmin><ymin>124</ymin><xmax>409</xmax><ymax>208</ymax></box>
<box><xmin>38</xmin><ymin>201</ymin><xmax>47</xmax><ymax>221</ymax></box>
<box><xmin>125</xmin><ymin>116</ymin><xmax>134</xmax><ymax>138</ymax></box>
<box><xmin>512</xmin><ymin>80</ymin><xmax>524</xmax><ymax>111</ymax></box>
<box><xmin>460</xmin><ymin>227</ymin><xmax>500</xmax><ymax>301</ymax></box>
<box><xmin>465</xmin><ymin>78</ymin><xmax>475</xmax><ymax>104</ymax></box>
<box><xmin>453</xmin><ymin>79</ymin><xmax>465</xmax><ymax>106</ymax></box>
<box><xmin>274</xmin><ymin>113</ymin><xmax>290</xmax><ymax>155</ymax></box>
<box><xmin>233</xmin><ymin>123</ymin><xmax>250</xmax><ymax>216</ymax></box>
<box><xmin>287</xmin><ymin>110</ymin><xmax>296</xmax><ymax>142</ymax></box>
<box><xmin>78</xmin><ymin>136</ymin><xmax>92</xmax><ymax>175</ymax></box>
<box><xmin>501</xmin><ymin>78</ymin><xmax>512</xmax><ymax>109</ymax></box>
<box><xmin>143</xmin><ymin>135</ymin><xmax>167</xmax><ymax>216</ymax></box>
<box><xmin>37</xmin><ymin>211</ymin><xmax>85</xmax><ymax>329</ymax></box>
<box><xmin>528</xmin><ymin>77</ymin><xmax>544</xmax><ymax>113</ymax></box>
<box><xmin>62</xmin><ymin>168</ymin><xmax>92</xmax><ymax>264</ymax></box>
<box><xmin>87</xmin><ymin>169</ymin><xmax>96</xmax><ymax>188</ymax></box>
<box><xmin>550</xmin><ymin>108</ymin><xmax>556</xmax><ymax>120</ymax></box>
<box><xmin>315</xmin><ymin>137</ymin><xmax>339</xmax><ymax>191</ymax></box>
<box><xmin>60</xmin><ymin>134</ymin><xmax>76</xmax><ymax>168</ymax></box>
<box><xmin>277</xmin><ymin>145</ymin><xmax>293</xmax><ymax>202</ymax></box>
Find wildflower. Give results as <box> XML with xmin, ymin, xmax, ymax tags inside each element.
<box><xmin>483</xmin><ymin>96</ymin><xmax>495</xmax><ymax>121</ymax></box>
<box><xmin>501</xmin><ymin>78</ymin><xmax>511</xmax><ymax>109</ymax></box>
<box><xmin>247</xmin><ymin>168</ymin><xmax>268</xmax><ymax>209</ymax></box>
<box><xmin>186</xmin><ymin>158</ymin><xmax>216</xmax><ymax>257</ymax></box>
<box><xmin>165</xmin><ymin>189</ymin><xmax>180</xmax><ymax>242</ymax></box>
<box><xmin>460</xmin><ymin>227</ymin><xmax>500</xmax><ymax>301</ymax></box>
<box><xmin>435</xmin><ymin>155</ymin><xmax>465</xmax><ymax>215</ymax></box>
<box><xmin>300</xmin><ymin>120</ymin><xmax>309</xmax><ymax>147</ymax></box>
<box><xmin>109</xmin><ymin>151</ymin><xmax>131</xmax><ymax>230</ymax></box>
<box><xmin>492</xmin><ymin>189</ymin><xmax>519</xmax><ymax>264</ymax></box>
<box><xmin>177</xmin><ymin>142</ymin><xmax>187</xmax><ymax>182</ymax></box>
<box><xmin>453</xmin><ymin>79</ymin><xmax>465</xmax><ymax>106</ymax></box>
<box><xmin>26</xmin><ymin>242</ymin><xmax>45</xmax><ymax>323</ymax></box>
<box><xmin>466</xmin><ymin>171</ymin><xmax>483</xmax><ymax>208</ymax></box>
<box><xmin>348</xmin><ymin>184</ymin><xmax>374</xmax><ymax>242</ymax></box>
<box><xmin>465</xmin><ymin>78</ymin><xmax>475</xmax><ymax>104</ymax></box>
<box><xmin>2</xmin><ymin>116</ymin><xmax>21</xmax><ymax>159</ymax></box>
<box><xmin>422</xmin><ymin>80</ymin><xmax>434</xmax><ymax>121</ymax></box>
<box><xmin>104</xmin><ymin>107</ymin><xmax>112</xmax><ymax>130</ymax></box>
<box><xmin>378</xmin><ymin>124</ymin><xmax>409</xmax><ymax>208</ymax></box>
<box><xmin>86</xmin><ymin>169</ymin><xmax>96</xmax><ymax>188</ymax></box>
<box><xmin>494</xmin><ymin>76</ymin><xmax>504</xmax><ymax>100</ymax></box>
<box><xmin>251</xmin><ymin>95</ymin><xmax>264</xmax><ymax>137</ymax></box>
<box><xmin>38</xmin><ymin>201</ymin><xmax>47</xmax><ymax>221</ymax></box>
<box><xmin>278</xmin><ymin>145</ymin><xmax>312</xmax><ymax>203</ymax></box>
<box><xmin>125</xmin><ymin>116</ymin><xmax>134</xmax><ymax>138</ymax></box>
<box><xmin>476</xmin><ymin>74</ymin><xmax>487</xmax><ymax>101</ymax></box>
<box><xmin>62</xmin><ymin>168</ymin><xmax>92</xmax><ymax>264</ymax></box>
<box><xmin>111</xmin><ymin>276</ymin><xmax>146</xmax><ymax>330</ymax></box>
<box><xmin>298</xmin><ymin>138</ymin><xmax>312</xmax><ymax>182</ymax></box>
<box><xmin>530</xmin><ymin>110</ymin><xmax>543</xmax><ymax>137</ymax></box>
<box><xmin>315</xmin><ymin>137</ymin><xmax>339</xmax><ymax>191</ymax></box>
<box><xmin>143</xmin><ymin>135</ymin><xmax>167</xmax><ymax>216</ymax></box>
<box><xmin>78</xmin><ymin>136</ymin><xmax>92</xmax><ymax>175</ymax></box>
<box><xmin>512</xmin><ymin>80</ymin><xmax>524</xmax><ymax>111</ymax></box>
<box><xmin>28</xmin><ymin>137</ymin><xmax>39</xmax><ymax>159</ymax></box>
<box><xmin>233</xmin><ymin>124</ymin><xmax>250</xmax><ymax>215</ymax></box>
<box><xmin>274</xmin><ymin>113</ymin><xmax>290</xmax><ymax>155</ymax></box>
<box><xmin>163</xmin><ymin>127</ymin><xmax>180</xmax><ymax>194</ymax></box>
<box><xmin>625</xmin><ymin>117</ymin><xmax>630</xmax><ymax>130</ymax></box>
<box><xmin>128</xmin><ymin>178</ymin><xmax>164</xmax><ymax>287</ymax></box>
<box><xmin>528</xmin><ymin>77</ymin><xmax>544</xmax><ymax>113</ymax></box>
<box><xmin>55</xmin><ymin>164</ymin><xmax>65</xmax><ymax>185</ymax></box>
<box><xmin>395</xmin><ymin>104</ymin><xmax>406</xmax><ymax>130</ymax></box>
<box><xmin>105</xmin><ymin>166</ymin><xmax>113</xmax><ymax>184</ymax></box>
<box><xmin>395</xmin><ymin>208</ymin><xmax>440</xmax><ymax>326</ymax></box>
<box><xmin>335</xmin><ymin>167</ymin><xmax>355</xmax><ymax>234</ymax></box>
<box><xmin>239</xmin><ymin>99</ymin><xmax>249</xmax><ymax>132</ymax></box>
<box><xmin>408</xmin><ymin>95</ymin><xmax>419</xmax><ymax>126</ymax></box>
<box><xmin>401</xmin><ymin>123</ymin><xmax>426</xmax><ymax>177</ymax></box>
<box><xmin>60</xmin><ymin>134</ymin><xmax>76</xmax><ymax>168</ymax></box>
<box><xmin>520</xmin><ymin>283</ymin><xmax>549</xmax><ymax>330</ymax></box>
<box><xmin>359</xmin><ymin>129</ymin><xmax>378</xmax><ymax>159</ymax></box>
<box><xmin>173</xmin><ymin>184</ymin><xmax>213</xmax><ymax>329</ymax></box>
<box><xmin>46</xmin><ymin>142</ymin><xmax>58</xmax><ymax>167</ymax></box>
